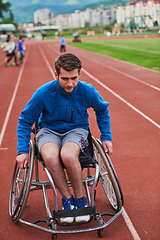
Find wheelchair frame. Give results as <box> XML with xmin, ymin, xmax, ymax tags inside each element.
<box><xmin>9</xmin><ymin>130</ymin><xmax>123</xmax><ymax>239</ymax></box>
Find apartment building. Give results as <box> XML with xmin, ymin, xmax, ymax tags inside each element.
<box><xmin>55</xmin><ymin>6</ymin><xmax>116</xmax><ymax>29</ymax></box>
<box><xmin>116</xmin><ymin>0</ymin><xmax>160</xmax><ymax>28</ymax></box>
<box><xmin>147</xmin><ymin>0</ymin><xmax>160</xmax><ymax>25</ymax></box>
<box><xmin>34</xmin><ymin>9</ymin><xmax>55</xmax><ymax>25</ymax></box>
<box><xmin>55</xmin><ymin>14</ymin><xmax>70</xmax><ymax>30</ymax></box>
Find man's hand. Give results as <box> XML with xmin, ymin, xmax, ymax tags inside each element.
<box><xmin>16</xmin><ymin>153</ymin><xmax>29</xmax><ymax>169</ymax></box>
<box><xmin>102</xmin><ymin>141</ymin><xmax>113</xmax><ymax>155</ymax></box>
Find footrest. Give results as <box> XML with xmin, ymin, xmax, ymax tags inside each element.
<box><xmin>53</xmin><ymin>206</ymin><xmax>96</xmax><ymax>220</ymax></box>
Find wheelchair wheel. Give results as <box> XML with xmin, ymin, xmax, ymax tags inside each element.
<box><xmin>92</xmin><ymin>137</ymin><xmax>122</xmax><ymax>211</ymax></box>
<box><xmin>9</xmin><ymin>140</ymin><xmax>34</xmax><ymax>223</ymax></box>
<box><xmin>96</xmin><ymin>139</ymin><xmax>124</xmax><ymax>207</ymax></box>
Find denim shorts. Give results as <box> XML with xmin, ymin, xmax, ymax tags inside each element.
<box><xmin>36</xmin><ymin>128</ymin><xmax>89</xmax><ymax>152</ymax></box>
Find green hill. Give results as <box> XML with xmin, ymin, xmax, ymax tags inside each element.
<box><xmin>64</xmin><ymin>0</ymin><xmax>131</xmax><ymax>13</ymax></box>
<box><xmin>13</xmin><ymin>4</ymin><xmax>79</xmax><ymax>23</ymax></box>
<box><xmin>11</xmin><ymin>0</ymin><xmax>104</xmax><ymax>23</ymax></box>
<box><xmin>10</xmin><ymin>0</ymin><xmax>103</xmax><ymax>9</ymax></box>
<box><xmin>10</xmin><ymin>0</ymin><xmax>133</xmax><ymax>24</ymax></box>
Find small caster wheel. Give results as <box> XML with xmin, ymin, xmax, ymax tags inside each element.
<box><xmin>97</xmin><ymin>229</ymin><xmax>103</xmax><ymax>238</ymax></box>
<box><xmin>51</xmin><ymin>234</ymin><xmax>57</xmax><ymax>240</ymax></box>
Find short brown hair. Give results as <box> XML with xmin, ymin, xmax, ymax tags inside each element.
<box><xmin>55</xmin><ymin>53</ymin><xmax>82</xmax><ymax>76</ymax></box>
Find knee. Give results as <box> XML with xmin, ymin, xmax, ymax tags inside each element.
<box><xmin>61</xmin><ymin>151</ymin><xmax>77</xmax><ymax>167</ymax></box>
<box><xmin>61</xmin><ymin>151</ymin><xmax>70</xmax><ymax>162</ymax></box>
<box><xmin>40</xmin><ymin>142</ymin><xmax>60</xmax><ymax>163</ymax></box>
<box><xmin>42</xmin><ymin>152</ymin><xmax>53</xmax><ymax>164</ymax></box>
<box><xmin>41</xmin><ymin>149</ymin><xmax>59</xmax><ymax>169</ymax></box>
<box><xmin>60</xmin><ymin>143</ymin><xmax>80</xmax><ymax>167</ymax></box>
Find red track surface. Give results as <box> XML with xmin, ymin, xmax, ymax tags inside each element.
<box><xmin>0</xmin><ymin>39</ymin><xmax>160</xmax><ymax>240</ymax></box>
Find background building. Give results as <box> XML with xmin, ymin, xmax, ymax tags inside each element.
<box><xmin>34</xmin><ymin>9</ymin><xmax>54</xmax><ymax>25</ymax></box>
<box><xmin>55</xmin><ymin>5</ymin><xmax>116</xmax><ymax>29</ymax></box>
<box><xmin>33</xmin><ymin>1</ymin><xmax>160</xmax><ymax>31</ymax></box>
<box><xmin>116</xmin><ymin>0</ymin><xmax>160</xmax><ymax>29</ymax></box>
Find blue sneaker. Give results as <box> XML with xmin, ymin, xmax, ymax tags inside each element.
<box><xmin>75</xmin><ymin>197</ymin><xmax>90</xmax><ymax>222</ymax></box>
<box><xmin>60</xmin><ymin>196</ymin><xmax>75</xmax><ymax>223</ymax></box>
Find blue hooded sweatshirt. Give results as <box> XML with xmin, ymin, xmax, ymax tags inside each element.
<box><xmin>17</xmin><ymin>80</ymin><xmax>112</xmax><ymax>154</ymax></box>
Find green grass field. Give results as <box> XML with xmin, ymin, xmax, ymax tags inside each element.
<box><xmin>68</xmin><ymin>38</ymin><xmax>160</xmax><ymax>72</ymax></box>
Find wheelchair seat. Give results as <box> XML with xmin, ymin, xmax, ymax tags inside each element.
<box><xmin>34</xmin><ymin>126</ymin><xmax>97</xmax><ymax>170</ymax></box>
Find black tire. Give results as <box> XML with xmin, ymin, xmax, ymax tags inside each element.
<box><xmin>9</xmin><ymin>140</ymin><xmax>34</xmax><ymax>223</ymax></box>
<box><xmin>97</xmin><ymin>229</ymin><xmax>103</xmax><ymax>238</ymax></box>
<box><xmin>92</xmin><ymin>137</ymin><xmax>122</xmax><ymax>211</ymax></box>
<box><xmin>51</xmin><ymin>234</ymin><xmax>57</xmax><ymax>240</ymax></box>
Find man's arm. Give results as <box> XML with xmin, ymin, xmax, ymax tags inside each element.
<box><xmin>17</xmin><ymin>88</ymin><xmax>43</xmax><ymax>155</ymax></box>
<box><xmin>89</xmin><ymin>86</ymin><xmax>112</xmax><ymax>144</ymax></box>
<box><xmin>16</xmin><ymin>153</ymin><xmax>29</xmax><ymax>169</ymax></box>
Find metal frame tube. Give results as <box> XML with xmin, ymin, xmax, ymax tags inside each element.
<box><xmin>44</xmin><ymin>167</ymin><xmax>58</xmax><ymax>212</ymax></box>
<box><xmin>91</xmin><ymin>163</ymin><xmax>99</xmax><ymax>206</ymax></box>
<box><xmin>34</xmin><ymin>157</ymin><xmax>39</xmax><ymax>182</ymax></box>
<box><xmin>19</xmin><ymin>208</ymin><xmax>122</xmax><ymax>234</ymax></box>
<box><xmin>84</xmin><ymin>180</ymin><xmax>91</xmax><ymax>206</ymax></box>
<box><xmin>42</xmin><ymin>184</ymin><xmax>53</xmax><ymax>219</ymax></box>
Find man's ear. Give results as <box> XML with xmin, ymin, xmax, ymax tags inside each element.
<box><xmin>55</xmin><ymin>71</ymin><xmax>58</xmax><ymax>79</ymax></box>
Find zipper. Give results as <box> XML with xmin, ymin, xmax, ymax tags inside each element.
<box><xmin>63</xmin><ymin>93</ymin><xmax>68</xmax><ymax>131</ymax></box>
<box><xmin>64</xmin><ymin>93</ymin><xmax>69</xmax><ymax>121</ymax></box>
<box><xmin>70</xmin><ymin>108</ymin><xmax>73</xmax><ymax>121</ymax></box>
<box><xmin>63</xmin><ymin>94</ymin><xmax>73</xmax><ymax>131</ymax></box>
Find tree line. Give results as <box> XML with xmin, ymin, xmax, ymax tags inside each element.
<box><xmin>0</xmin><ymin>0</ymin><xmax>18</xmax><ymax>27</ymax></box>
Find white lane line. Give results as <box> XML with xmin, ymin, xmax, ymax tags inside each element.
<box><xmin>0</xmin><ymin>45</ymin><xmax>30</xmax><ymax>147</ymax></box>
<box><xmin>122</xmin><ymin>207</ymin><xmax>141</xmax><ymax>240</ymax></box>
<box><xmin>47</xmin><ymin>44</ymin><xmax>60</xmax><ymax>55</ymax></box>
<box><xmin>82</xmin><ymin>55</ymin><xmax>160</xmax><ymax>92</ymax></box>
<box><xmin>82</xmin><ymin>68</ymin><xmax>160</xmax><ymax>129</ymax></box>
<box><xmin>40</xmin><ymin>44</ymin><xmax>142</xmax><ymax>240</ymax></box>
<box><xmin>38</xmin><ymin>44</ymin><xmax>56</xmax><ymax>78</ymax></box>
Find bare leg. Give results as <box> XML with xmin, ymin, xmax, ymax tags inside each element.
<box><xmin>40</xmin><ymin>142</ymin><xmax>72</xmax><ymax>199</ymax></box>
<box><xmin>61</xmin><ymin>142</ymin><xmax>83</xmax><ymax>198</ymax></box>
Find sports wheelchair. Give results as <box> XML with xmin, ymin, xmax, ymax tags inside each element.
<box><xmin>9</xmin><ymin>122</ymin><xmax>124</xmax><ymax>239</ymax></box>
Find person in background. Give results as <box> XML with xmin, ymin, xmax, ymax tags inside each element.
<box><xmin>60</xmin><ymin>33</ymin><xmax>66</xmax><ymax>53</ymax></box>
<box><xmin>18</xmin><ymin>35</ymin><xmax>25</xmax><ymax>64</ymax></box>
<box><xmin>5</xmin><ymin>34</ymin><xmax>19</xmax><ymax>66</ymax></box>
<box><xmin>1</xmin><ymin>34</ymin><xmax>12</xmax><ymax>66</ymax></box>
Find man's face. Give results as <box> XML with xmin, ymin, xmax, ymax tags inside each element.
<box><xmin>56</xmin><ymin>68</ymin><xmax>80</xmax><ymax>93</ymax></box>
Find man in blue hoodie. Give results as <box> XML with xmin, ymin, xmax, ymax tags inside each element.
<box><xmin>16</xmin><ymin>53</ymin><xmax>113</xmax><ymax>223</ymax></box>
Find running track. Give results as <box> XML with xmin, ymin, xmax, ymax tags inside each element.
<box><xmin>0</xmin><ymin>39</ymin><xmax>160</xmax><ymax>240</ymax></box>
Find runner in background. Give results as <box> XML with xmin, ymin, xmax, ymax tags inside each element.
<box><xmin>1</xmin><ymin>34</ymin><xmax>12</xmax><ymax>66</ymax></box>
<box><xmin>18</xmin><ymin>35</ymin><xmax>26</xmax><ymax>64</ymax></box>
<box><xmin>60</xmin><ymin>33</ymin><xmax>66</xmax><ymax>53</ymax></box>
<box><xmin>5</xmin><ymin>34</ymin><xmax>19</xmax><ymax>66</ymax></box>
